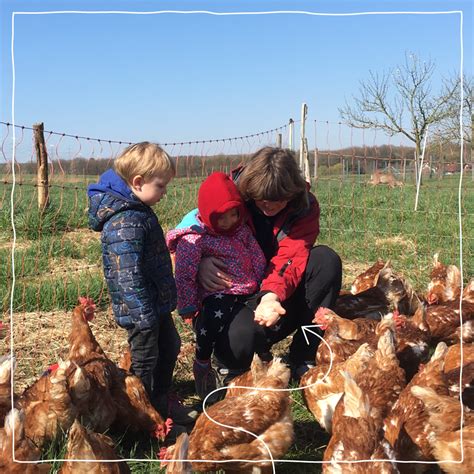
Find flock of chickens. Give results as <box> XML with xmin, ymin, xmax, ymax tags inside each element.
<box><xmin>0</xmin><ymin>297</ymin><xmax>170</xmax><ymax>473</ymax></box>
<box><xmin>1</xmin><ymin>255</ymin><xmax>473</xmax><ymax>473</ymax></box>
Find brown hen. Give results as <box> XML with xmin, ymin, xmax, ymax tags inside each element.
<box><xmin>0</xmin><ymin>408</ymin><xmax>51</xmax><ymax>473</ymax></box>
<box><xmin>421</xmin><ymin>299</ymin><xmax>474</xmax><ymax>345</ymax></box>
<box><xmin>167</xmin><ymin>358</ymin><xmax>293</xmax><ymax>473</ymax></box>
<box><xmin>411</xmin><ymin>385</ymin><xmax>474</xmax><ymax>474</ymax></box>
<box><xmin>66</xmin><ymin>298</ymin><xmax>118</xmax><ymax>432</ymax></box>
<box><xmin>323</xmin><ymin>371</ymin><xmax>398</xmax><ymax>473</ymax></box>
<box><xmin>17</xmin><ymin>359</ymin><xmax>77</xmax><ymax>448</ymax></box>
<box><xmin>383</xmin><ymin>342</ymin><xmax>449</xmax><ymax>466</ymax></box>
<box><xmin>334</xmin><ymin>266</ymin><xmax>420</xmax><ymax>320</ymax></box>
<box><xmin>60</xmin><ymin>419</ymin><xmax>130</xmax><ymax>473</ymax></box>
<box><xmin>314</xmin><ymin>307</ymin><xmax>379</xmax><ymax>365</ymax></box>
<box><xmin>426</xmin><ymin>253</ymin><xmax>461</xmax><ymax>305</ymax></box>
<box><xmin>350</xmin><ymin>259</ymin><xmax>390</xmax><ymax>295</ymax></box>
<box><xmin>301</xmin><ymin>343</ymin><xmax>373</xmax><ymax>433</ymax></box>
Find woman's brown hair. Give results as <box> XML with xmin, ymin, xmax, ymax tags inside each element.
<box><xmin>237</xmin><ymin>147</ymin><xmax>309</xmax><ymax>212</ymax></box>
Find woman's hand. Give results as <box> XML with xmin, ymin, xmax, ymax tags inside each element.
<box><xmin>254</xmin><ymin>293</ymin><xmax>286</xmax><ymax>327</ymax></box>
<box><xmin>198</xmin><ymin>256</ymin><xmax>233</xmax><ymax>292</ymax></box>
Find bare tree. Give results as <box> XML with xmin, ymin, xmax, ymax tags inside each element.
<box><xmin>339</xmin><ymin>52</ymin><xmax>458</xmax><ymax>172</ymax></box>
<box><xmin>434</xmin><ymin>75</ymin><xmax>472</xmax><ymax>145</ymax></box>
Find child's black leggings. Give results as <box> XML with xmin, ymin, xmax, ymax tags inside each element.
<box><xmin>194</xmin><ymin>294</ymin><xmax>247</xmax><ymax>361</ymax></box>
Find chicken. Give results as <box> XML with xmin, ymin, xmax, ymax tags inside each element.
<box><xmin>383</xmin><ymin>342</ymin><xmax>449</xmax><ymax>465</ymax></box>
<box><xmin>68</xmin><ymin>296</ymin><xmax>106</xmax><ymax>363</ymax></box>
<box><xmin>111</xmin><ymin>369</ymin><xmax>172</xmax><ymax>440</ymax></box>
<box><xmin>389</xmin><ymin>309</ymin><xmax>431</xmax><ymax>381</ymax></box>
<box><xmin>462</xmin><ymin>278</ymin><xmax>474</xmax><ymax>303</ymax></box>
<box><xmin>443</xmin><ymin>342</ymin><xmax>474</xmax><ymax>409</ymax></box>
<box><xmin>314</xmin><ymin>307</ymin><xmax>379</xmax><ymax>365</ymax></box>
<box><xmin>60</xmin><ymin>419</ymin><xmax>131</xmax><ymax>474</ymax></box>
<box><xmin>336</xmin><ymin>329</ymin><xmax>406</xmax><ymax>425</ymax></box>
<box><xmin>334</xmin><ymin>266</ymin><xmax>420</xmax><ymax>320</ymax></box>
<box><xmin>300</xmin><ymin>343</ymin><xmax>374</xmax><ymax>433</ymax></box>
<box><xmin>411</xmin><ymin>385</ymin><xmax>474</xmax><ymax>474</ymax></box>
<box><xmin>0</xmin><ymin>409</ymin><xmax>51</xmax><ymax>473</ymax></box>
<box><xmin>426</xmin><ymin>253</ymin><xmax>461</xmax><ymax>305</ymax></box>
<box><xmin>166</xmin><ymin>358</ymin><xmax>293</xmax><ymax>472</ymax></box>
<box><xmin>421</xmin><ymin>298</ymin><xmax>474</xmax><ymax>345</ymax></box>
<box><xmin>350</xmin><ymin>259</ymin><xmax>390</xmax><ymax>294</ymax></box>
<box><xmin>323</xmin><ymin>371</ymin><xmax>398</xmax><ymax>473</ymax></box>
<box><xmin>0</xmin><ymin>355</ymin><xmax>15</xmax><ymax>427</ymax></box>
<box><xmin>68</xmin><ymin>363</ymin><xmax>118</xmax><ymax>433</ymax></box>
<box><xmin>17</xmin><ymin>359</ymin><xmax>77</xmax><ymax>448</ymax></box>
<box><xmin>66</xmin><ymin>297</ymin><xmax>118</xmax><ymax>432</ymax></box>
<box><xmin>68</xmin><ymin>298</ymin><xmax>172</xmax><ymax>438</ymax></box>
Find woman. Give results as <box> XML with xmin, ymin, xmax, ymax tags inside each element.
<box><xmin>197</xmin><ymin>147</ymin><xmax>342</xmax><ymax>382</ymax></box>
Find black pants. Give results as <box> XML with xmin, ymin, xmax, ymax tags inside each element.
<box><xmin>213</xmin><ymin>245</ymin><xmax>342</xmax><ymax>370</ymax></box>
<box><xmin>126</xmin><ymin>312</ymin><xmax>181</xmax><ymax>404</ymax></box>
<box><xmin>195</xmin><ymin>294</ymin><xmax>245</xmax><ymax>360</ymax></box>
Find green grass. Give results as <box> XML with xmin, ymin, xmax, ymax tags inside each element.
<box><xmin>1</xmin><ymin>173</ymin><xmax>473</xmax><ymax>314</ymax></box>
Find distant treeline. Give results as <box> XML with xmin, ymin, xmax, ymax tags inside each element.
<box><xmin>1</xmin><ymin>144</ymin><xmax>466</xmax><ymax>177</ymax></box>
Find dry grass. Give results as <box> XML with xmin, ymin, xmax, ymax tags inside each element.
<box><xmin>2</xmin><ymin>263</ymin><xmax>371</xmax><ymax>395</ymax></box>
<box><xmin>2</xmin><ymin>308</ymin><xmax>128</xmax><ymax>393</ymax></box>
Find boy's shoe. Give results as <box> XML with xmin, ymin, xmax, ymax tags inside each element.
<box><xmin>155</xmin><ymin>393</ymin><xmax>199</xmax><ymax>426</ymax></box>
<box><xmin>193</xmin><ymin>359</ymin><xmax>219</xmax><ymax>402</ymax></box>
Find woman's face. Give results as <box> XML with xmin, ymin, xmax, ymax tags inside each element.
<box><xmin>255</xmin><ymin>200</ymin><xmax>289</xmax><ymax>217</ymax></box>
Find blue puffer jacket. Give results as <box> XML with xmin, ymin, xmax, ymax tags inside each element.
<box><xmin>88</xmin><ymin>169</ymin><xmax>176</xmax><ymax>330</ymax></box>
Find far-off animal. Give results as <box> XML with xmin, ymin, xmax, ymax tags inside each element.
<box><xmin>369</xmin><ymin>170</ymin><xmax>403</xmax><ymax>188</ymax></box>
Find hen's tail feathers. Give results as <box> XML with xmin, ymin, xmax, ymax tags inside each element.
<box><xmin>265</xmin><ymin>357</ymin><xmax>291</xmax><ymax>387</ymax></box>
<box><xmin>431</xmin><ymin>342</ymin><xmax>448</xmax><ymax>365</ymax></box>
<box><xmin>4</xmin><ymin>408</ymin><xmax>24</xmax><ymax>443</ymax></box>
<box><xmin>164</xmin><ymin>433</ymin><xmax>192</xmax><ymax>473</ymax></box>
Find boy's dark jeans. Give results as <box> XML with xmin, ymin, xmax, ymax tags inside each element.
<box><xmin>126</xmin><ymin>312</ymin><xmax>181</xmax><ymax>406</ymax></box>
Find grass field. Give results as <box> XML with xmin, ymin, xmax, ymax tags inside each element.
<box><xmin>0</xmin><ymin>172</ymin><xmax>473</xmax><ymax>472</ymax></box>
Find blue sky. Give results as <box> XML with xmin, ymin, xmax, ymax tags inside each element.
<box><xmin>0</xmin><ymin>0</ymin><xmax>472</xmax><ymax>157</ymax></box>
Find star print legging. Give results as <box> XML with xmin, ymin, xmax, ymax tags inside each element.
<box><xmin>194</xmin><ymin>293</ymin><xmax>248</xmax><ymax>361</ymax></box>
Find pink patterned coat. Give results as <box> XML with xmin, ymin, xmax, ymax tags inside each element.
<box><xmin>166</xmin><ymin>220</ymin><xmax>266</xmax><ymax>315</ymax></box>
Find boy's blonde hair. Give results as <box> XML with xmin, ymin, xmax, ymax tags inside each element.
<box><xmin>114</xmin><ymin>142</ymin><xmax>175</xmax><ymax>184</ymax></box>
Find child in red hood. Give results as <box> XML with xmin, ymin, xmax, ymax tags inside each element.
<box><xmin>166</xmin><ymin>172</ymin><xmax>266</xmax><ymax>400</ymax></box>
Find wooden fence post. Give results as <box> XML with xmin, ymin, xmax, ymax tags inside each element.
<box><xmin>33</xmin><ymin>122</ymin><xmax>49</xmax><ymax>210</ymax></box>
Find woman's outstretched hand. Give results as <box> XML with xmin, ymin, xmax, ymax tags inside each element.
<box><xmin>254</xmin><ymin>293</ymin><xmax>286</xmax><ymax>327</ymax></box>
<box><xmin>198</xmin><ymin>256</ymin><xmax>233</xmax><ymax>292</ymax></box>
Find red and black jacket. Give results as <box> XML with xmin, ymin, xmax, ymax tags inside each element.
<box><xmin>232</xmin><ymin>168</ymin><xmax>320</xmax><ymax>303</ymax></box>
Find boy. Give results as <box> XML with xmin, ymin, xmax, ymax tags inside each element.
<box><xmin>88</xmin><ymin>142</ymin><xmax>197</xmax><ymax>425</ymax></box>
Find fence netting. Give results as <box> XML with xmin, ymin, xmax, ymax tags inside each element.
<box><xmin>0</xmin><ymin>118</ymin><xmax>472</xmax><ymax>387</ymax></box>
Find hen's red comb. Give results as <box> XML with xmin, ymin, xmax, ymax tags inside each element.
<box><xmin>79</xmin><ymin>296</ymin><xmax>95</xmax><ymax>307</ymax></box>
